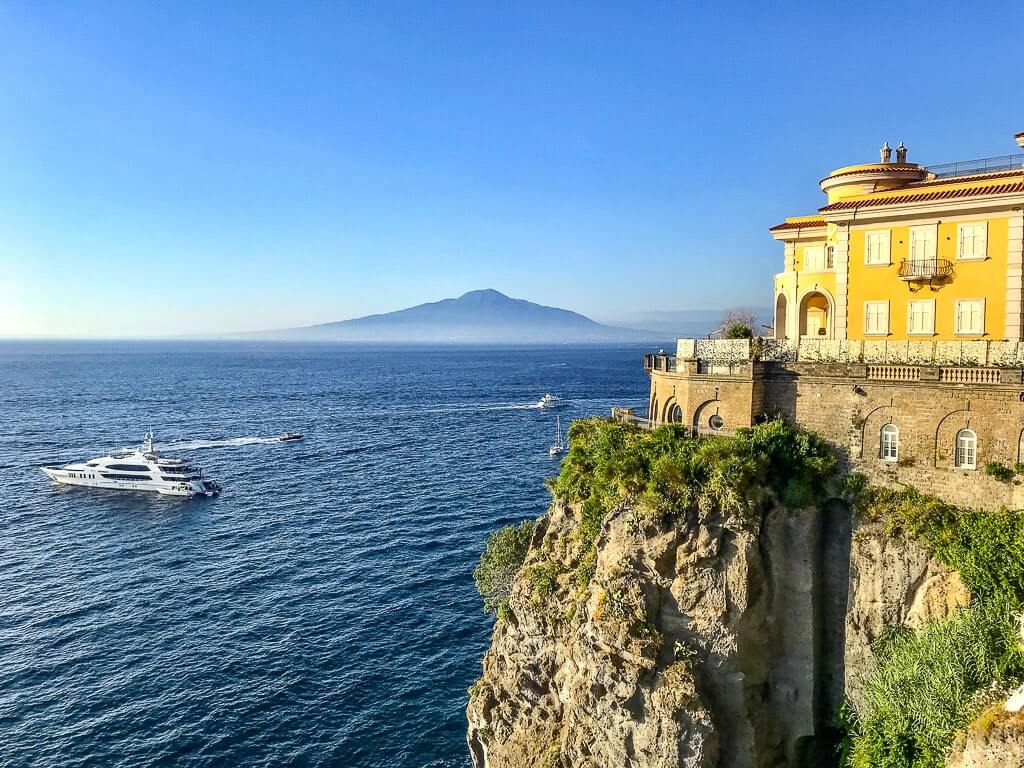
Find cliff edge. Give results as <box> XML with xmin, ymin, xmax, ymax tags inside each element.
<box><xmin>467</xmin><ymin>419</ymin><xmax>1021</xmax><ymax>768</ymax></box>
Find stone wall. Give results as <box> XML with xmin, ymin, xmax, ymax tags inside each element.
<box><xmin>677</xmin><ymin>337</ymin><xmax>1024</xmax><ymax>367</ymax></box>
<box><xmin>649</xmin><ymin>361</ymin><xmax>1024</xmax><ymax>509</ymax></box>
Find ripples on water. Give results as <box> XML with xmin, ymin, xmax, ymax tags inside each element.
<box><xmin>0</xmin><ymin>342</ymin><xmax>649</xmax><ymax>767</ymax></box>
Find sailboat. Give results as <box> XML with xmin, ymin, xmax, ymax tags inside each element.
<box><xmin>548</xmin><ymin>415</ymin><xmax>565</xmax><ymax>456</ymax></box>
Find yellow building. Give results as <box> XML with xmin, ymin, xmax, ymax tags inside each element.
<box><xmin>771</xmin><ymin>136</ymin><xmax>1024</xmax><ymax>342</ymax></box>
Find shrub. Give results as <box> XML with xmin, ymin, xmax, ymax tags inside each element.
<box><xmin>842</xmin><ymin>485</ymin><xmax>1024</xmax><ymax>766</ymax></box>
<box><xmin>525</xmin><ymin>559</ymin><xmax>562</xmax><ymax>603</ymax></box>
<box><xmin>984</xmin><ymin>461</ymin><xmax>1015</xmax><ymax>483</ymax></box>
<box><xmin>843</xmin><ymin>598</ymin><xmax>1024</xmax><ymax>768</ymax></box>
<box><xmin>553</xmin><ymin>417</ymin><xmax>835</xmax><ymax>523</ymax></box>
<box><xmin>575</xmin><ymin>547</ymin><xmax>597</xmax><ymax>590</ymax></box>
<box><xmin>725</xmin><ymin>321</ymin><xmax>754</xmax><ymax>339</ymax></box>
<box><xmin>474</xmin><ymin>519</ymin><xmax>536</xmax><ymax>615</ymax></box>
<box><xmin>722</xmin><ymin>309</ymin><xmax>756</xmax><ymax>339</ymax></box>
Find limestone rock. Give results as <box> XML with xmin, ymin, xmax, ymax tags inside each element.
<box><xmin>947</xmin><ymin>710</ymin><xmax>1024</xmax><ymax>768</ymax></box>
<box><xmin>844</xmin><ymin>521</ymin><xmax>969</xmax><ymax>691</ymax></box>
<box><xmin>468</xmin><ymin>501</ymin><xmax>976</xmax><ymax>767</ymax></box>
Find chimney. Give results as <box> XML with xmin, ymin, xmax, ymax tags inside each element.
<box><xmin>880</xmin><ymin>141</ymin><xmax>892</xmax><ymax>163</ymax></box>
<box><xmin>896</xmin><ymin>142</ymin><xmax>908</xmax><ymax>163</ymax></box>
<box><xmin>1016</xmin><ymin>131</ymin><xmax>1024</xmax><ymax>149</ymax></box>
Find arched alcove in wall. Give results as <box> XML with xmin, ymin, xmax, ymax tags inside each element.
<box><xmin>798</xmin><ymin>289</ymin><xmax>834</xmax><ymax>339</ymax></box>
<box><xmin>775</xmin><ymin>294</ymin><xmax>788</xmax><ymax>340</ymax></box>
<box><xmin>693</xmin><ymin>399</ymin><xmax>726</xmax><ymax>432</ymax></box>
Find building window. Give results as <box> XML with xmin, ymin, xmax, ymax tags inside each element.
<box><xmin>955</xmin><ymin>429</ymin><xmax>977</xmax><ymax>469</ymax></box>
<box><xmin>709</xmin><ymin>414</ymin><xmax>725</xmax><ymax>431</ymax></box>
<box><xmin>907</xmin><ymin>300</ymin><xmax>935</xmax><ymax>335</ymax></box>
<box><xmin>956</xmin><ymin>299</ymin><xmax>985</xmax><ymax>335</ymax></box>
<box><xmin>864</xmin><ymin>301</ymin><xmax>889</xmax><ymax>335</ymax></box>
<box><xmin>864</xmin><ymin>230</ymin><xmax>891</xmax><ymax>265</ymax></box>
<box><xmin>668</xmin><ymin>404</ymin><xmax>682</xmax><ymax>423</ymax></box>
<box><xmin>910</xmin><ymin>224</ymin><xmax>937</xmax><ymax>264</ymax></box>
<box><xmin>958</xmin><ymin>222</ymin><xmax>988</xmax><ymax>261</ymax></box>
<box><xmin>804</xmin><ymin>245</ymin><xmax>826</xmax><ymax>271</ymax></box>
<box><xmin>826</xmin><ymin>246</ymin><xmax>835</xmax><ymax>269</ymax></box>
<box><xmin>880</xmin><ymin>424</ymin><xmax>899</xmax><ymax>462</ymax></box>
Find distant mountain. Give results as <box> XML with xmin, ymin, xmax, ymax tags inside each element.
<box><xmin>252</xmin><ymin>289</ymin><xmax>665</xmax><ymax>343</ymax></box>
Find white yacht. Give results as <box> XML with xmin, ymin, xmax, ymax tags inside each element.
<box><xmin>41</xmin><ymin>432</ymin><xmax>221</xmax><ymax>498</ymax></box>
<box><xmin>537</xmin><ymin>394</ymin><xmax>566</xmax><ymax>409</ymax></box>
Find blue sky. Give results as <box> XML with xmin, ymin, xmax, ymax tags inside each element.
<box><xmin>1</xmin><ymin>1</ymin><xmax>1021</xmax><ymax>337</ymax></box>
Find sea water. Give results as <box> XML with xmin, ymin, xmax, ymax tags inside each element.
<box><xmin>0</xmin><ymin>342</ymin><xmax>650</xmax><ymax>767</ymax></box>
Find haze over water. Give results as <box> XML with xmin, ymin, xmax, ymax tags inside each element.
<box><xmin>0</xmin><ymin>342</ymin><xmax>649</xmax><ymax>767</ymax></box>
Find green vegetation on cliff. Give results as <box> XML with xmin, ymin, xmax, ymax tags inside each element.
<box><xmin>551</xmin><ymin>417</ymin><xmax>835</xmax><ymax>586</ymax></box>
<box><xmin>856</xmin><ymin>485</ymin><xmax>1024</xmax><ymax>603</ymax></box>
<box><xmin>842</xmin><ymin>484</ymin><xmax>1024</xmax><ymax>768</ymax></box>
<box><xmin>474</xmin><ymin>417</ymin><xmax>836</xmax><ymax>609</ymax></box>
<box><xmin>474</xmin><ymin>519</ymin><xmax>536</xmax><ymax>617</ymax></box>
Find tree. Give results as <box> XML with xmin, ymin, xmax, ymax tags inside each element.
<box><xmin>474</xmin><ymin>519</ymin><xmax>536</xmax><ymax>615</ymax></box>
<box><xmin>722</xmin><ymin>308</ymin><xmax>756</xmax><ymax>339</ymax></box>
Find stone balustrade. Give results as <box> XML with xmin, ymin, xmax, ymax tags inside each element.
<box><xmin>674</xmin><ymin>337</ymin><xmax>1024</xmax><ymax>368</ymax></box>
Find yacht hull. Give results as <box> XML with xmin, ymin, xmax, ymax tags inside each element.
<box><xmin>41</xmin><ymin>467</ymin><xmax>217</xmax><ymax>497</ymax></box>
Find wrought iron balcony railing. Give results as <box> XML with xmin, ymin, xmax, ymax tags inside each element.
<box><xmin>898</xmin><ymin>258</ymin><xmax>954</xmax><ymax>281</ymax></box>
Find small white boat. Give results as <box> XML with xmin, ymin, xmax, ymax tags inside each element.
<box><xmin>537</xmin><ymin>394</ymin><xmax>565</xmax><ymax>409</ymax></box>
<box><xmin>279</xmin><ymin>432</ymin><xmax>304</xmax><ymax>442</ymax></box>
<box><xmin>549</xmin><ymin>415</ymin><xmax>565</xmax><ymax>456</ymax></box>
<box><xmin>41</xmin><ymin>431</ymin><xmax>221</xmax><ymax>498</ymax></box>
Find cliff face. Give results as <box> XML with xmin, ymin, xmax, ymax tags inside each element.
<box><xmin>947</xmin><ymin>711</ymin><xmax>1024</xmax><ymax>768</ymax></box>
<box><xmin>467</xmin><ymin>497</ymin><xmax>967</xmax><ymax>768</ymax></box>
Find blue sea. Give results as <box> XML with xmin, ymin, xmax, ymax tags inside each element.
<box><xmin>0</xmin><ymin>342</ymin><xmax>650</xmax><ymax>768</ymax></box>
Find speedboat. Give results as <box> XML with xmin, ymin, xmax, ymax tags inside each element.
<box><xmin>40</xmin><ymin>431</ymin><xmax>221</xmax><ymax>498</ymax></box>
<box><xmin>537</xmin><ymin>394</ymin><xmax>565</xmax><ymax>409</ymax></box>
<box><xmin>279</xmin><ymin>432</ymin><xmax>304</xmax><ymax>442</ymax></box>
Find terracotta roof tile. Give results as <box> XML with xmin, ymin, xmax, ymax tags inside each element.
<box><xmin>768</xmin><ymin>218</ymin><xmax>826</xmax><ymax>232</ymax></box>
<box><xmin>819</xmin><ymin>180</ymin><xmax>1024</xmax><ymax>212</ymax></box>
<box><xmin>819</xmin><ymin>164</ymin><xmax>922</xmax><ymax>183</ymax></box>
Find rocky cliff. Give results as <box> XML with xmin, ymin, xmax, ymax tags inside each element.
<box><xmin>467</xmin><ymin>498</ymin><xmax>970</xmax><ymax>767</ymax></box>
<box><xmin>466</xmin><ymin>421</ymin><xmax>990</xmax><ymax>768</ymax></box>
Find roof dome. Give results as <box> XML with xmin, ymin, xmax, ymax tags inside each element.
<box><xmin>819</xmin><ymin>162</ymin><xmax>931</xmax><ymax>203</ymax></box>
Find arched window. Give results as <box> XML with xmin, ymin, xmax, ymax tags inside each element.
<box><xmin>668</xmin><ymin>404</ymin><xmax>683</xmax><ymax>423</ymax></box>
<box><xmin>955</xmin><ymin>429</ymin><xmax>977</xmax><ymax>469</ymax></box>
<box><xmin>880</xmin><ymin>424</ymin><xmax>899</xmax><ymax>461</ymax></box>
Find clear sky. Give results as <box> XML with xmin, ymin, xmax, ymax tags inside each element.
<box><xmin>1</xmin><ymin>1</ymin><xmax>1022</xmax><ymax>337</ymax></box>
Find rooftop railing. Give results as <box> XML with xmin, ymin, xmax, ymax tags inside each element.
<box><xmin>924</xmin><ymin>153</ymin><xmax>1024</xmax><ymax>179</ymax></box>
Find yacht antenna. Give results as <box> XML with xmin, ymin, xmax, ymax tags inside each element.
<box><xmin>145</xmin><ymin>430</ymin><xmax>154</xmax><ymax>454</ymax></box>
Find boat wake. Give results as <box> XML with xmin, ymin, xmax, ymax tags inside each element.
<box><xmin>414</xmin><ymin>401</ymin><xmax>550</xmax><ymax>415</ymax></box>
<box><xmin>160</xmin><ymin>436</ymin><xmax>285</xmax><ymax>451</ymax></box>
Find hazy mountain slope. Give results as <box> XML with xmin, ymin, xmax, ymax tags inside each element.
<box><xmin>254</xmin><ymin>290</ymin><xmax>663</xmax><ymax>342</ymax></box>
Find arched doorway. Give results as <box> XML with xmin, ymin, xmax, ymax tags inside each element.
<box><xmin>775</xmin><ymin>294</ymin><xmax>788</xmax><ymax>339</ymax></box>
<box><xmin>799</xmin><ymin>291</ymin><xmax>832</xmax><ymax>339</ymax></box>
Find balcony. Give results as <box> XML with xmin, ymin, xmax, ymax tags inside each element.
<box><xmin>644</xmin><ymin>353</ymin><xmax>676</xmax><ymax>373</ymax></box>
<box><xmin>898</xmin><ymin>258</ymin><xmax>954</xmax><ymax>282</ymax></box>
